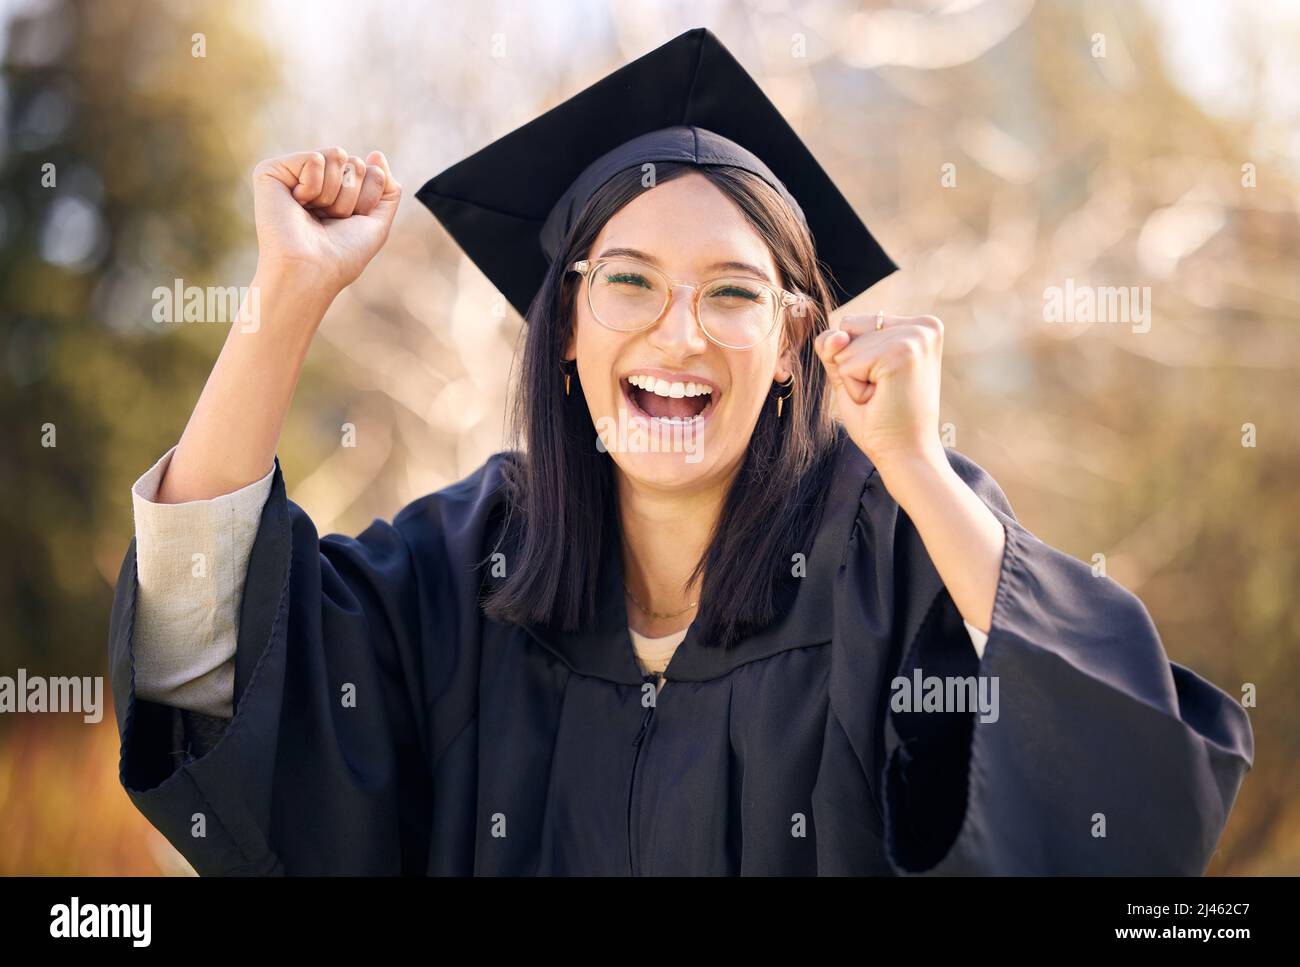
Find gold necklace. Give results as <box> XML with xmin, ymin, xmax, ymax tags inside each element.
<box><xmin>624</xmin><ymin>584</ymin><xmax>699</xmax><ymax>620</ymax></box>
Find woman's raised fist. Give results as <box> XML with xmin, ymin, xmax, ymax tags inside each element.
<box><xmin>252</xmin><ymin>148</ymin><xmax>401</xmax><ymax>294</ymax></box>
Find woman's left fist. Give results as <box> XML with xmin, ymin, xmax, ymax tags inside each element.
<box><xmin>814</xmin><ymin>313</ymin><xmax>946</xmax><ymax>470</ymax></box>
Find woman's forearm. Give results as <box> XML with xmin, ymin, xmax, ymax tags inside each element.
<box><xmin>152</xmin><ymin>146</ymin><xmax>401</xmax><ymax>503</ymax></box>
<box><xmin>815</xmin><ymin>314</ymin><xmax>1005</xmax><ymax>634</ymax></box>
<box><xmin>155</xmin><ymin>263</ymin><xmax>337</xmax><ymax>504</ymax></box>
<box><xmin>875</xmin><ymin>447</ymin><xmax>1006</xmax><ymax>634</ymax></box>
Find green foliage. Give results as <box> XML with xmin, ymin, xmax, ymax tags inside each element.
<box><xmin>0</xmin><ymin>0</ymin><xmax>277</xmax><ymax>670</ymax></box>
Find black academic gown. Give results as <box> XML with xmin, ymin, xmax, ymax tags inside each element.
<box><xmin>107</xmin><ymin>430</ymin><xmax>1254</xmax><ymax>875</ymax></box>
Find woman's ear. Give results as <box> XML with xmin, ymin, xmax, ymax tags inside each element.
<box><xmin>563</xmin><ymin>330</ymin><xmax>576</xmax><ymax>362</ymax></box>
<box><xmin>775</xmin><ymin>343</ymin><xmax>798</xmax><ymax>383</ymax></box>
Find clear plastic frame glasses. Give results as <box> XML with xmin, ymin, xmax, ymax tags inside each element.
<box><xmin>569</xmin><ymin>255</ymin><xmax>810</xmax><ymax>350</ymax></box>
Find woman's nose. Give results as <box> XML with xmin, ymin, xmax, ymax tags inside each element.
<box><xmin>647</xmin><ymin>283</ymin><xmax>709</xmax><ymax>356</ymax></box>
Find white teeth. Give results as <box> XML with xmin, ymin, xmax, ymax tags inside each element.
<box><xmin>625</xmin><ymin>374</ymin><xmax>713</xmax><ymax>397</ymax></box>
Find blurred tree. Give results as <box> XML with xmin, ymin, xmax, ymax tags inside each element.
<box><xmin>0</xmin><ymin>0</ymin><xmax>276</xmax><ymax>673</ymax></box>
<box><xmin>0</xmin><ymin>0</ymin><xmax>277</xmax><ymax>874</ymax></box>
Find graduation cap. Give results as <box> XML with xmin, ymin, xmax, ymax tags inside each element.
<box><xmin>416</xmin><ymin>27</ymin><xmax>896</xmax><ymax>318</ymax></box>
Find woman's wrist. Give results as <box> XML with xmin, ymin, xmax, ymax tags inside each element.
<box><xmin>871</xmin><ymin>440</ymin><xmax>952</xmax><ymax>509</ymax></box>
<box><xmin>251</xmin><ymin>259</ymin><xmax>342</xmax><ymax>327</ymax></box>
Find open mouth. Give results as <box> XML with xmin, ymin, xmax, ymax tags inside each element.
<box><xmin>621</xmin><ymin>373</ymin><xmax>718</xmax><ymax>423</ymax></box>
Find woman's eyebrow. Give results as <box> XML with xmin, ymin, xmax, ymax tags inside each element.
<box><xmin>597</xmin><ymin>246</ymin><xmax>773</xmax><ymax>283</ymax></box>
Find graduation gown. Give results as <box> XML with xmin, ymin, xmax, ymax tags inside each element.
<box><xmin>107</xmin><ymin>431</ymin><xmax>1254</xmax><ymax>875</ymax></box>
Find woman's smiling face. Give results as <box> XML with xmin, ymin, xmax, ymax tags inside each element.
<box><xmin>566</xmin><ymin>171</ymin><xmax>795</xmax><ymax>492</ymax></box>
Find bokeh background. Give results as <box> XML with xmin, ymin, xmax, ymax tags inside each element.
<box><xmin>1</xmin><ymin>0</ymin><xmax>1296</xmax><ymax>874</ymax></box>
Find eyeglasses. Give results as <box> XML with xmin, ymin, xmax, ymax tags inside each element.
<box><xmin>568</xmin><ymin>256</ymin><xmax>810</xmax><ymax>350</ymax></box>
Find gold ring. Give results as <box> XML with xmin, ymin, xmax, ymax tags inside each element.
<box><xmin>875</xmin><ymin>310</ymin><xmax>885</xmax><ymax>331</ymax></box>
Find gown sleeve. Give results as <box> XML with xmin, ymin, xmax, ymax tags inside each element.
<box><xmin>843</xmin><ymin>447</ymin><xmax>1255</xmax><ymax>875</ymax></box>
<box><xmin>107</xmin><ymin>454</ymin><xmax>503</xmax><ymax>875</ymax></box>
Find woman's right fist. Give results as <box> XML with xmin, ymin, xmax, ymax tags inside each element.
<box><xmin>252</xmin><ymin>148</ymin><xmax>401</xmax><ymax>293</ymax></box>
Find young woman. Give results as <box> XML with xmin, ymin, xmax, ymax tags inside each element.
<box><xmin>108</xmin><ymin>29</ymin><xmax>1252</xmax><ymax>876</ymax></box>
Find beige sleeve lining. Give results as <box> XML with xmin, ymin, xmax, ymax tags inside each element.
<box><xmin>130</xmin><ymin>445</ymin><xmax>274</xmax><ymax>718</ymax></box>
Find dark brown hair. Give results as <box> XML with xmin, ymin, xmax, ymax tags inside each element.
<box><xmin>483</xmin><ymin>162</ymin><xmax>842</xmax><ymax>649</ymax></box>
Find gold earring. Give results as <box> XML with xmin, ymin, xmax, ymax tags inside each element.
<box><xmin>560</xmin><ymin>359</ymin><xmax>575</xmax><ymax>397</ymax></box>
<box><xmin>771</xmin><ymin>373</ymin><xmax>795</xmax><ymax>417</ymax></box>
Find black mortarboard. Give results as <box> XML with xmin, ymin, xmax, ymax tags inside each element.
<box><xmin>416</xmin><ymin>27</ymin><xmax>896</xmax><ymax>318</ymax></box>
